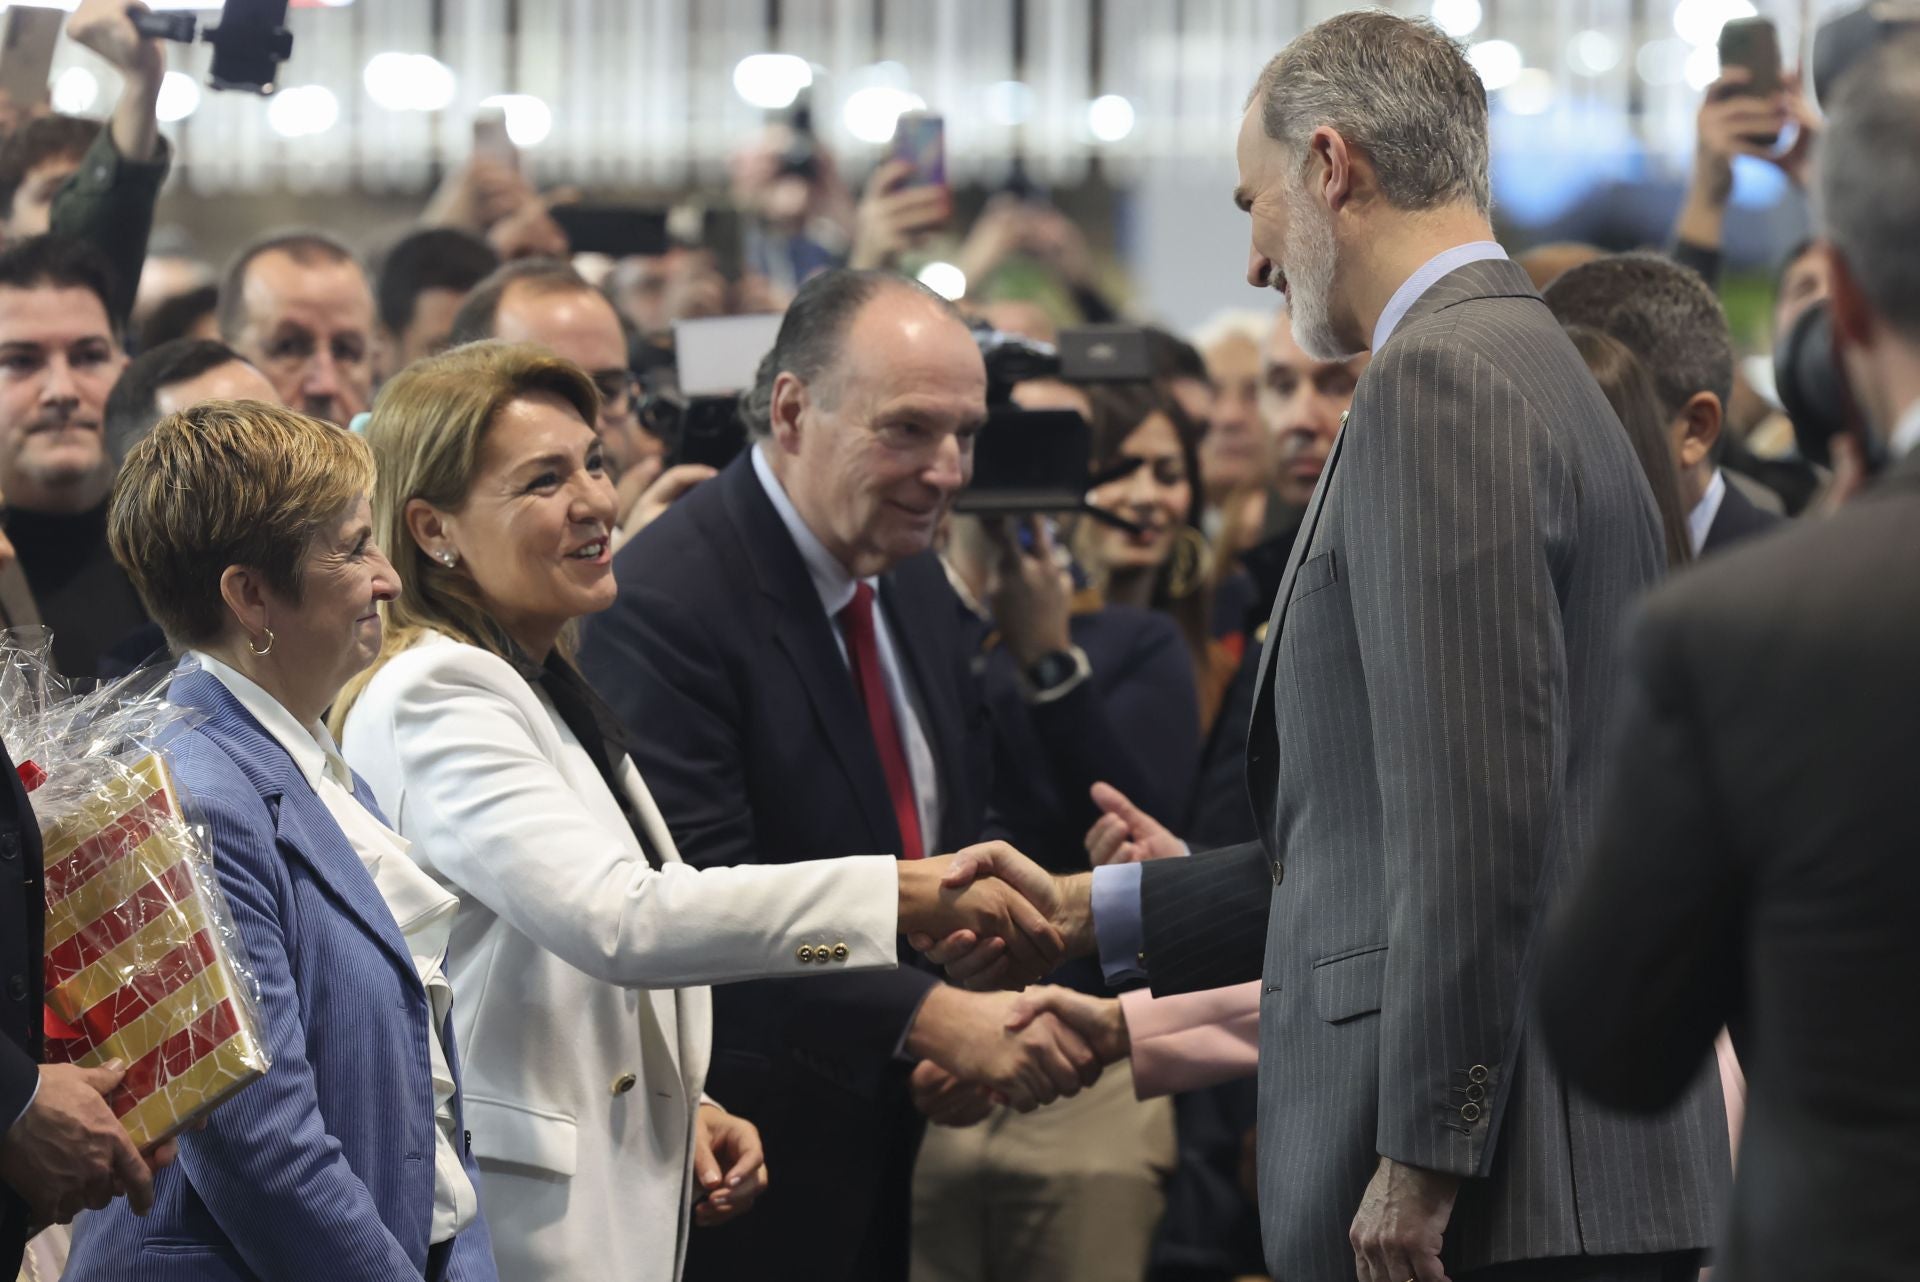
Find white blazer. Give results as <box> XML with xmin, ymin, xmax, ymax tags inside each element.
<box><xmin>340</xmin><ymin>631</ymin><xmax>900</xmax><ymax>1282</ymax></box>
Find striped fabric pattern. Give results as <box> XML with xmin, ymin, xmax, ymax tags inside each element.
<box><xmin>1142</xmin><ymin>259</ymin><xmax>1729</xmax><ymax>1279</ymax></box>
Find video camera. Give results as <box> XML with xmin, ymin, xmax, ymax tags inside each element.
<box><xmin>129</xmin><ymin>0</ymin><xmax>293</xmax><ymax>95</ymax></box>
<box><xmin>1775</xmin><ymin>0</ymin><xmax>1920</xmax><ymax>467</ymax></box>
<box><xmin>958</xmin><ymin>325</ymin><xmax>1154</xmax><ymax>525</ymax></box>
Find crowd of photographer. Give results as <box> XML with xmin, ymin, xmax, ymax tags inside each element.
<box><xmin>0</xmin><ymin>0</ymin><xmax>1917</xmax><ymax>1280</ymax></box>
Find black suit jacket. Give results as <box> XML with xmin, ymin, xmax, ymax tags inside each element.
<box><xmin>1</xmin><ymin>733</ymin><xmax>45</xmax><ymax>1273</ymax></box>
<box><xmin>1700</xmin><ymin>472</ymin><xmax>1782</xmax><ymax>557</ymax></box>
<box><xmin>578</xmin><ymin>453</ymin><xmax>991</xmax><ymax>1281</ymax></box>
<box><xmin>1539</xmin><ymin>453</ymin><xmax>1920</xmax><ymax>1282</ymax></box>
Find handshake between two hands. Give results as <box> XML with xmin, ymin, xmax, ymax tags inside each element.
<box><xmin>892</xmin><ymin>783</ymin><xmax>1185</xmax><ymax>1122</ymax></box>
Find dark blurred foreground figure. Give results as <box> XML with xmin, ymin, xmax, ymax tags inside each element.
<box><xmin>1539</xmin><ymin>35</ymin><xmax>1920</xmax><ymax>1282</ymax></box>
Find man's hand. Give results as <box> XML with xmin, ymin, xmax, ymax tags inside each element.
<box><xmin>69</xmin><ymin>0</ymin><xmax>164</xmax><ymax>83</ymax></box>
<box><xmin>1085</xmin><ymin>782</ymin><xmax>1186</xmax><ymax>866</ymax></box>
<box><xmin>1348</xmin><ymin>1155</ymin><xmax>1460</xmax><ymax>1282</ymax></box>
<box><xmin>906</xmin><ymin>986</ymin><xmax>1100</xmax><ymax>1112</ymax></box>
<box><xmin>1692</xmin><ymin>69</ymin><xmax>1793</xmax><ymax>206</ymax></box>
<box><xmin>69</xmin><ymin>0</ymin><xmax>165</xmax><ymax>164</ymax></box>
<box><xmin>902</xmin><ymin>846</ymin><xmax>1065</xmax><ymax>986</ymax></box>
<box><xmin>982</xmin><ymin>517</ymin><xmax>1073</xmax><ymax>669</ymax></box>
<box><xmin>908</xmin><ymin>1060</ymin><xmax>995</xmax><ymax>1128</ymax></box>
<box><xmin>1767</xmin><ymin>70</ymin><xmax>1821</xmax><ymax>191</ymax></box>
<box><xmin>1004</xmin><ymin>986</ymin><xmax>1129</xmax><ymax>1068</ymax></box>
<box><xmin>691</xmin><ymin>1103</ymin><xmax>768</xmax><ymax>1227</ymax></box>
<box><xmin>0</xmin><ymin>1062</ymin><xmax>153</xmax><ymax>1227</ymax></box>
<box><xmin>847</xmin><ymin>160</ymin><xmax>950</xmax><ymax>272</ymax></box>
<box><xmin>907</xmin><ymin>844</ymin><xmax>1095</xmax><ymax>990</ymax></box>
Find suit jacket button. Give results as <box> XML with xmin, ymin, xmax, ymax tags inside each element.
<box><xmin>816</xmin><ymin>948</ymin><xmax>833</xmax><ymax>964</ymax></box>
<box><xmin>1465</xmin><ymin>1083</ymin><xmax>1485</xmax><ymax>1103</ymax></box>
<box><xmin>797</xmin><ymin>945</ymin><xmax>814</xmax><ymax>963</ymax></box>
<box><xmin>1460</xmin><ymin>1102</ymin><xmax>1482</xmax><ymax>1122</ymax></box>
<box><xmin>1269</xmin><ymin>860</ymin><xmax>1283</xmax><ymax>886</ymax></box>
<box><xmin>5</xmin><ymin>975</ymin><xmax>25</xmax><ymax>1001</ymax></box>
<box><xmin>1467</xmin><ymin>1064</ymin><xmax>1490</xmax><ymax>1084</ymax></box>
<box><xmin>832</xmin><ymin>944</ymin><xmax>849</xmax><ymax>962</ymax></box>
<box><xmin>612</xmin><ymin>1072</ymin><xmax>638</xmax><ymax>1095</ymax></box>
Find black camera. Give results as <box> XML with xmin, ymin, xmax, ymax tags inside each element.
<box><xmin>958</xmin><ymin>326</ymin><xmax>1153</xmax><ymax>524</ymax></box>
<box><xmin>1768</xmin><ymin>0</ymin><xmax>1920</xmax><ymax>470</ymax></box>
<box><xmin>130</xmin><ymin>0</ymin><xmax>293</xmax><ymax>95</ymax></box>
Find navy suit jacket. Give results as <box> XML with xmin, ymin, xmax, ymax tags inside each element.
<box><xmin>64</xmin><ymin>669</ymin><xmax>495</xmax><ymax>1282</ymax></box>
<box><xmin>578</xmin><ymin>453</ymin><xmax>991</xmax><ymax>1280</ymax></box>
<box><xmin>1700</xmin><ymin>474</ymin><xmax>1781</xmax><ymax>557</ymax></box>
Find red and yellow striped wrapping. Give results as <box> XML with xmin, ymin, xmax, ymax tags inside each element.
<box><xmin>39</xmin><ymin>752</ymin><xmax>268</xmax><ymax>1149</ymax></box>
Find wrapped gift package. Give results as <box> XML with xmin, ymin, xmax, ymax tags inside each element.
<box><xmin>3</xmin><ymin>631</ymin><xmax>270</xmax><ymax>1149</ymax></box>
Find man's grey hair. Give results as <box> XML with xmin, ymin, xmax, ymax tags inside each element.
<box><xmin>1820</xmin><ymin>32</ymin><xmax>1920</xmax><ymax>342</ymax></box>
<box><xmin>739</xmin><ymin>269</ymin><xmax>965</xmax><ymax>440</ymax></box>
<box><xmin>1247</xmin><ymin>10</ymin><xmax>1491</xmax><ymax>216</ymax></box>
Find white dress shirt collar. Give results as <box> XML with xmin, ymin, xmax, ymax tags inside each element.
<box><xmin>1372</xmin><ymin>241</ymin><xmax>1510</xmax><ymax>353</ymax></box>
<box><xmin>189</xmin><ymin>650</ymin><xmax>353</xmax><ymax>795</ymax></box>
<box><xmin>1890</xmin><ymin>397</ymin><xmax>1920</xmax><ymax>460</ymax></box>
<box><xmin>751</xmin><ymin>442</ymin><xmax>870</xmax><ymax>615</ymax></box>
<box><xmin>1687</xmin><ymin>468</ymin><xmax>1728</xmax><ymax>557</ymax></box>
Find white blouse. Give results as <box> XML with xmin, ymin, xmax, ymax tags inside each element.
<box><xmin>190</xmin><ymin>651</ymin><xmax>477</xmax><ymax>1244</ymax></box>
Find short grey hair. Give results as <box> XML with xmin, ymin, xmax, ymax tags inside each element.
<box><xmin>739</xmin><ymin>269</ymin><xmax>963</xmax><ymax>440</ymax></box>
<box><xmin>1820</xmin><ymin>32</ymin><xmax>1920</xmax><ymax>341</ymax></box>
<box><xmin>1247</xmin><ymin>10</ymin><xmax>1491</xmax><ymax>216</ymax></box>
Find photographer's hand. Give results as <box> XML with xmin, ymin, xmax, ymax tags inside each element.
<box><xmin>69</xmin><ymin>0</ymin><xmax>165</xmax><ymax>163</ymax></box>
<box><xmin>848</xmin><ymin>160</ymin><xmax>950</xmax><ymax>272</ymax></box>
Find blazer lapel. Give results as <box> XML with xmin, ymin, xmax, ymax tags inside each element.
<box><xmin>720</xmin><ymin>457</ymin><xmax>899</xmax><ymax>855</ymax></box>
<box><xmin>171</xmin><ymin>668</ymin><xmax>421</xmax><ymax>989</ymax></box>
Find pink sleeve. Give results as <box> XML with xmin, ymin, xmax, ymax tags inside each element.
<box><xmin>1120</xmin><ymin>981</ymin><xmax>1262</xmax><ymax>1099</ymax></box>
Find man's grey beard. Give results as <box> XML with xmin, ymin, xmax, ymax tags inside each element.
<box><xmin>1275</xmin><ymin>193</ymin><xmax>1361</xmax><ymax>363</ymax></box>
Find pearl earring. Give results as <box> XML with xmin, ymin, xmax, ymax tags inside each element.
<box><xmin>436</xmin><ymin>549</ymin><xmax>459</xmax><ymax>567</ymax></box>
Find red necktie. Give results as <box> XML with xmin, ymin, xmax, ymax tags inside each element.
<box><xmin>837</xmin><ymin>582</ymin><xmax>925</xmax><ymax>861</ymax></box>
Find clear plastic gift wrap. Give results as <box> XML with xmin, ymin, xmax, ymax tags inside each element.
<box><xmin>3</xmin><ymin>630</ymin><xmax>270</xmax><ymax>1150</ymax></box>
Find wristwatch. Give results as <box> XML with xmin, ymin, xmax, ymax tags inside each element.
<box><xmin>1021</xmin><ymin>647</ymin><xmax>1090</xmax><ymax>702</ymax></box>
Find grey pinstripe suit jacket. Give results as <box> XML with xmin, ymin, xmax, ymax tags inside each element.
<box><xmin>1138</xmin><ymin>258</ymin><xmax>1730</xmax><ymax>1279</ymax></box>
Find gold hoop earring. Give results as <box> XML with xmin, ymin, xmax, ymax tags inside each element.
<box><xmin>1164</xmin><ymin>526</ymin><xmax>1213</xmax><ymax>600</ymax></box>
<box><xmin>248</xmin><ymin>628</ymin><xmax>275</xmax><ymax>657</ymax></box>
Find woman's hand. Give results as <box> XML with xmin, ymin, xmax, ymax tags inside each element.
<box><xmin>692</xmin><ymin>1103</ymin><xmax>768</xmax><ymax>1226</ymax></box>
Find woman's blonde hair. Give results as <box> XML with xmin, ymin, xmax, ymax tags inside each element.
<box><xmin>331</xmin><ymin>341</ymin><xmax>599</xmax><ymax>727</ymax></box>
<box><xmin>108</xmin><ymin>399</ymin><xmax>374</xmax><ymax>649</ymax></box>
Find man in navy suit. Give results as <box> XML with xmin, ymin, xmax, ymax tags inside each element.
<box><xmin>579</xmin><ymin>269</ymin><xmax>1099</xmax><ymax>1282</ymax></box>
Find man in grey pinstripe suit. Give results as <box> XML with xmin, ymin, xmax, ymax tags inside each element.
<box><xmin>928</xmin><ymin>12</ymin><xmax>1728</xmax><ymax>1281</ymax></box>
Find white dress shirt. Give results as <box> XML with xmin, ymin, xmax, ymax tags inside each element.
<box><xmin>189</xmin><ymin>651</ymin><xmax>477</xmax><ymax>1244</ymax></box>
<box><xmin>751</xmin><ymin>444</ymin><xmax>942</xmax><ymax>851</ymax></box>
<box><xmin>1688</xmin><ymin>468</ymin><xmax>1728</xmax><ymax>557</ymax></box>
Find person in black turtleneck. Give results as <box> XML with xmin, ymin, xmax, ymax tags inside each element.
<box><xmin>0</xmin><ymin>235</ymin><xmax>149</xmax><ymax>677</ymax></box>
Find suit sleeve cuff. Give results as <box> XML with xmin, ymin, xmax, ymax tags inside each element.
<box><xmin>1092</xmin><ymin>862</ymin><xmax>1148</xmax><ymax>984</ymax></box>
<box><xmin>5</xmin><ymin>1075</ymin><xmax>37</xmax><ymax>1135</ymax></box>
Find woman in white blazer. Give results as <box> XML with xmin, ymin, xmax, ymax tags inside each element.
<box><xmin>332</xmin><ymin>343</ymin><xmax>1070</xmax><ymax>1282</ymax></box>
